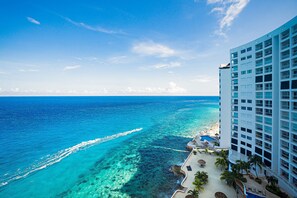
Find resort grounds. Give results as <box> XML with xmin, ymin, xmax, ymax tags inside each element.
<box><xmin>172</xmin><ymin>150</ymin><xmax>237</xmax><ymax>198</ymax></box>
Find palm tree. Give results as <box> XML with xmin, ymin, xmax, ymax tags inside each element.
<box><xmin>193</xmin><ymin>179</ymin><xmax>204</xmax><ymax>192</ymax></box>
<box><xmin>220</xmin><ymin>170</ymin><xmax>238</xmax><ymax>187</ymax></box>
<box><xmin>235</xmin><ymin>160</ymin><xmax>250</xmax><ymax>174</ymax></box>
<box><xmin>195</xmin><ymin>171</ymin><xmax>208</xmax><ymax>184</ymax></box>
<box><xmin>248</xmin><ymin>155</ymin><xmax>264</xmax><ymax>178</ymax></box>
<box><xmin>187</xmin><ymin>189</ymin><xmax>200</xmax><ymax>198</ymax></box>
<box><xmin>215</xmin><ymin>157</ymin><xmax>228</xmax><ymax>170</ymax></box>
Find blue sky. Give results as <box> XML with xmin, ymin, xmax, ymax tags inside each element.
<box><xmin>0</xmin><ymin>0</ymin><xmax>296</xmax><ymax>96</ymax></box>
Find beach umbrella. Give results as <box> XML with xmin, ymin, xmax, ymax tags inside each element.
<box><xmin>198</xmin><ymin>159</ymin><xmax>206</xmax><ymax>167</ymax></box>
<box><xmin>215</xmin><ymin>192</ymin><xmax>228</xmax><ymax>198</ymax></box>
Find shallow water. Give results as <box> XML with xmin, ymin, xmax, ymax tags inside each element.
<box><xmin>0</xmin><ymin>96</ymin><xmax>218</xmax><ymax>197</ymax></box>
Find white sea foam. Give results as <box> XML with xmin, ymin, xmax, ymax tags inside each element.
<box><xmin>0</xmin><ymin>128</ymin><xmax>143</xmax><ymax>188</ymax></box>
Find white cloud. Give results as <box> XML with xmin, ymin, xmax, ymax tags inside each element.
<box><xmin>63</xmin><ymin>65</ymin><xmax>81</xmax><ymax>71</ymax></box>
<box><xmin>205</xmin><ymin>0</ymin><xmax>250</xmax><ymax>36</ymax></box>
<box><xmin>64</xmin><ymin>17</ymin><xmax>125</xmax><ymax>35</ymax></box>
<box><xmin>0</xmin><ymin>71</ymin><xmax>7</xmax><ymax>75</ymax></box>
<box><xmin>132</xmin><ymin>41</ymin><xmax>176</xmax><ymax>57</ymax></box>
<box><xmin>153</xmin><ymin>61</ymin><xmax>181</xmax><ymax>69</ymax></box>
<box><xmin>19</xmin><ymin>69</ymin><xmax>39</xmax><ymax>72</ymax></box>
<box><xmin>192</xmin><ymin>75</ymin><xmax>215</xmax><ymax>83</ymax></box>
<box><xmin>167</xmin><ymin>82</ymin><xmax>187</xmax><ymax>94</ymax></box>
<box><xmin>107</xmin><ymin>56</ymin><xmax>128</xmax><ymax>64</ymax></box>
<box><xmin>27</xmin><ymin>17</ymin><xmax>40</xmax><ymax>25</ymax></box>
<box><xmin>121</xmin><ymin>82</ymin><xmax>186</xmax><ymax>95</ymax></box>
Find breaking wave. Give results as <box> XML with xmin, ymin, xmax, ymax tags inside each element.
<box><xmin>0</xmin><ymin>128</ymin><xmax>143</xmax><ymax>187</ymax></box>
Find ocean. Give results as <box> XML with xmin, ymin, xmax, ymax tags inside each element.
<box><xmin>0</xmin><ymin>96</ymin><xmax>218</xmax><ymax>198</ymax></box>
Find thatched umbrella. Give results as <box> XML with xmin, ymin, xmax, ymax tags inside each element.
<box><xmin>198</xmin><ymin>159</ymin><xmax>206</xmax><ymax>167</ymax></box>
<box><xmin>215</xmin><ymin>192</ymin><xmax>228</xmax><ymax>198</ymax></box>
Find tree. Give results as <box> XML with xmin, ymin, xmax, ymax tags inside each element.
<box><xmin>248</xmin><ymin>155</ymin><xmax>264</xmax><ymax>178</ymax></box>
<box><xmin>220</xmin><ymin>170</ymin><xmax>238</xmax><ymax>186</ymax></box>
<box><xmin>220</xmin><ymin>170</ymin><xmax>245</xmax><ymax>187</ymax></box>
<box><xmin>235</xmin><ymin>160</ymin><xmax>250</xmax><ymax>174</ymax></box>
<box><xmin>215</xmin><ymin>157</ymin><xmax>228</xmax><ymax>170</ymax></box>
<box><xmin>193</xmin><ymin>179</ymin><xmax>204</xmax><ymax>192</ymax></box>
<box><xmin>195</xmin><ymin>171</ymin><xmax>208</xmax><ymax>184</ymax></box>
<box><xmin>187</xmin><ymin>189</ymin><xmax>200</xmax><ymax>198</ymax></box>
<box><xmin>266</xmin><ymin>176</ymin><xmax>278</xmax><ymax>187</ymax></box>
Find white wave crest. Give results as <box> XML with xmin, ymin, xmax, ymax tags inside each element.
<box><xmin>0</xmin><ymin>128</ymin><xmax>143</xmax><ymax>188</ymax></box>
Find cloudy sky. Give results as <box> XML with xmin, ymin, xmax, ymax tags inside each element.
<box><xmin>0</xmin><ymin>0</ymin><xmax>296</xmax><ymax>96</ymax></box>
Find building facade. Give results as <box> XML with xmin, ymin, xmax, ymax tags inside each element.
<box><xmin>224</xmin><ymin>16</ymin><xmax>297</xmax><ymax>196</ymax></box>
<box><xmin>219</xmin><ymin>64</ymin><xmax>231</xmax><ymax>148</ymax></box>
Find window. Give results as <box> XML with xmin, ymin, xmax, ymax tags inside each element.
<box><xmin>264</xmin><ymin>74</ymin><xmax>272</xmax><ymax>82</ymax></box>
<box><xmin>281</xmin><ymin>91</ymin><xmax>290</xmax><ymax>99</ymax></box>
<box><xmin>256</xmin><ymin>76</ymin><xmax>263</xmax><ymax>83</ymax></box>
<box><xmin>231</xmin><ymin>52</ymin><xmax>238</xmax><ymax>58</ymax></box>
<box><xmin>281</xmin><ymin>101</ymin><xmax>290</xmax><ymax>110</ymax></box>
<box><xmin>265</xmin><ymin>56</ymin><xmax>272</xmax><ymax>64</ymax></box>
<box><xmin>281</xmin><ymin>39</ymin><xmax>290</xmax><ymax>50</ymax></box>
<box><xmin>256</xmin><ymin>60</ymin><xmax>263</xmax><ymax>67</ymax></box>
<box><xmin>247</xmin><ymin>107</ymin><xmax>252</xmax><ymax>111</ymax></box>
<box><xmin>281</xmin><ymin>29</ymin><xmax>290</xmax><ymax>40</ymax></box>
<box><xmin>247</xmin><ymin>47</ymin><xmax>252</xmax><ymax>52</ymax></box>
<box><xmin>265</xmin><ymin>117</ymin><xmax>272</xmax><ymax>125</ymax></box>
<box><xmin>292</xmin><ymin>69</ymin><xmax>297</xmax><ymax>78</ymax></box>
<box><xmin>293</xmin><ymin>91</ymin><xmax>297</xmax><ymax>99</ymax></box>
<box><xmin>256</xmin><ymin>84</ymin><xmax>263</xmax><ymax>91</ymax></box>
<box><xmin>281</xmin><ymin>121</ymin><xmax>290</xmax><ymax>130</ymax></box>
<box><xmin>256</xmin><ymin>68</ymin><xmax>263</xmax><ymax>74</ymax></box>
<box><xmin>255</xmin><ymin>43</ymin><xmax>263</xmax><ymax>51</ymax></box>
<box><xmin>241</xmin><ymin>106</ymin><xmax>246</xmax><ymax>110</ymax></box>
<box><xmin>256</xmin><ymin>131</ymin><xmax>262</xmax><ymax>138</ymax></box>
<box><xmin>247</xmin><ymin>69</ymin><xmax>252</xmax><ymax>74</ymax></box>
<box><xmin>265</xmin><ymin>83</ymin><xmax>272</xmax><ymax>90</ymax></box>
<box><xmin>281</xmin><ymin>60</ymin><xmax>290</xmax><ymax>70</ymax></box>
<box><xmin>256</xmin><ymin>92</ymin><xmax>263</xmax><ymax>99</ymax></box>
<box><xmin>241</xmin><ymin>71</ymin><xmax>246</xmax><ymax>75</ymax></box>
<box><xmin>265</xmin><ymin>65</ymin><xmax>272</xmax><ymax>73</ymax></box>
<box><xmin>281</xmin><ymin>150</ymin><xmax>289</xmax><ymax>159</ymax></box>
<box><xmin>256</xmin><ymin>116</ymin><xmax>263</xmax><ymax>123</ymax></box>
<box><xmin>256</xmin><ymin>51</ymin><xmax>263</xmax><ymax>59</ymax></box>
<box><xmin>265</xmin><ymin>92</ymin><xmax>272</xmax><ymax>99</ymax></box>
<box><xmin>281</xmin><ymin>50</ymin><xmax>290</xmax><ymax>60</ymax></box>
<box><xmin>256</xmin><ymin>100</ymin><xmax>263</xmax><ymax>107</ymax></box>
<box><xmin>265</xmin><ymin>100</ymin><xmax>272</xmax><ymax>108</ymax></box>
<box><xmin>255</xmin><ymin>147</ymin><xmax>262</xmax><ymax>155</ymax></box>
<box><xmin>292</xmin><ymin>80</ymin><xmax>297</xmax><ymax>89</ymax></box>
<box><xmin>293</xmin><ymin>58</ymin><xmax>297</xmax><ymax>68</ymax></box>
<box><xmin>265</xmin><ymin>134</ymin><xmax>272</xmax><ymax>142</ymax></box>
<box><xmin>247</xmin><ymin>100</ymin><xmax>252</xmax><ymax>103</ymax></box>
<box><xmin>241</xmin><ymin>57</ymin><xmax>246</xmax><ymax>61</ymax></box>
<box><xmin>265</xmin><ymin>48</ymin><xmax>272</xmax><ymax>56</ymax></box>
<box><xmin>241</xmin><ymin>99</ymin><xmax>246</xmax><ymax>103</ymax></box>
<box><xmin>281</xmin><ymin>111</ymin><xmax>289</xmax><ymax>120</ymax></box>
<box><xmin>264</xmin><ymin>151</ymin><xmax>271</xmax><ymax>160</ymax></box>
<box><xmin>264</xmin><ymin>38</ymin><xmax>272</xmax><ymax>47</ymax></box>
<box><xmin>247</xmin><ymin>55</ymin><xmax>252</xmax><ymax>59</ymax></box>
<box><xmin>241</xmin><ymin>49</ymin><xmax>246</xmax><ymax>54</ymax></box>
<box><xmin>265</xmin><ymin>109</ymin><xmax>272</xmax><ymax>116</ymax></box>
<box><xmin>231</xmin><ymin>144</ymin><xmax>237</xmax><ymax>151</ymax></box>
<box><xmin>293</xmin><ymin>47</ymin><xmax>297</xmax><ymax>56</ymax></box>
<box><xmin>281</xmin><ymin>81</ymin><xmax>290</xmax><ymax>89</ymax></box>
<box><xmin>281</xmin><ymin>70</ymin><xmax>290</xmax><ymax>79</ymax></box>
<box><xmin>256</xmin><ymin>108</ymin><xmax>263</xmax><ymax>115</ymax></box>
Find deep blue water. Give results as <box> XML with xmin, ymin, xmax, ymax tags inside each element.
<box><xmin>0</xmin><ymin>96</ymin><xmax>218</xmax><ymax>197</ymax></box>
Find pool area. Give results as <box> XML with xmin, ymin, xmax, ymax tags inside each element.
<box><xmin>247</xmin><ymin>192</ymin><xmax>265</xmax><ymax>198</ymax></box>
<box><xmin>200</xmin><ymin>135</ymin><xmax>215</xmax><ymax>142</ymax></box>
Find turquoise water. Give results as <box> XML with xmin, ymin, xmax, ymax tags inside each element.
<box><xmin>0</xmin><ymin>96</ymin><xmax>218</xmax><ymax>197</ymax></box>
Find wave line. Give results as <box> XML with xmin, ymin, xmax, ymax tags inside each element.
<box><xmin>0</xmin><ymin>128</ymin><xmax>143</xmax><ymax>187</ymax></box>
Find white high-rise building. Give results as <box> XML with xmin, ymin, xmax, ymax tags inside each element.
<box><xmin>221</xmin><ymin>16</ymin><xmax>297</xmax><ymax>196</ymax></box>
<box><xmin>219</xmin><ymin>64</ymin><xmax>231</xmax><ymax>148</ymax></box>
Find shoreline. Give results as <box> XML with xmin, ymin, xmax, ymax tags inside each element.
<box><xmin>171</xmin><ymin>121</ymin><xmax>220</xmax><ymax>197</ymax></box>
